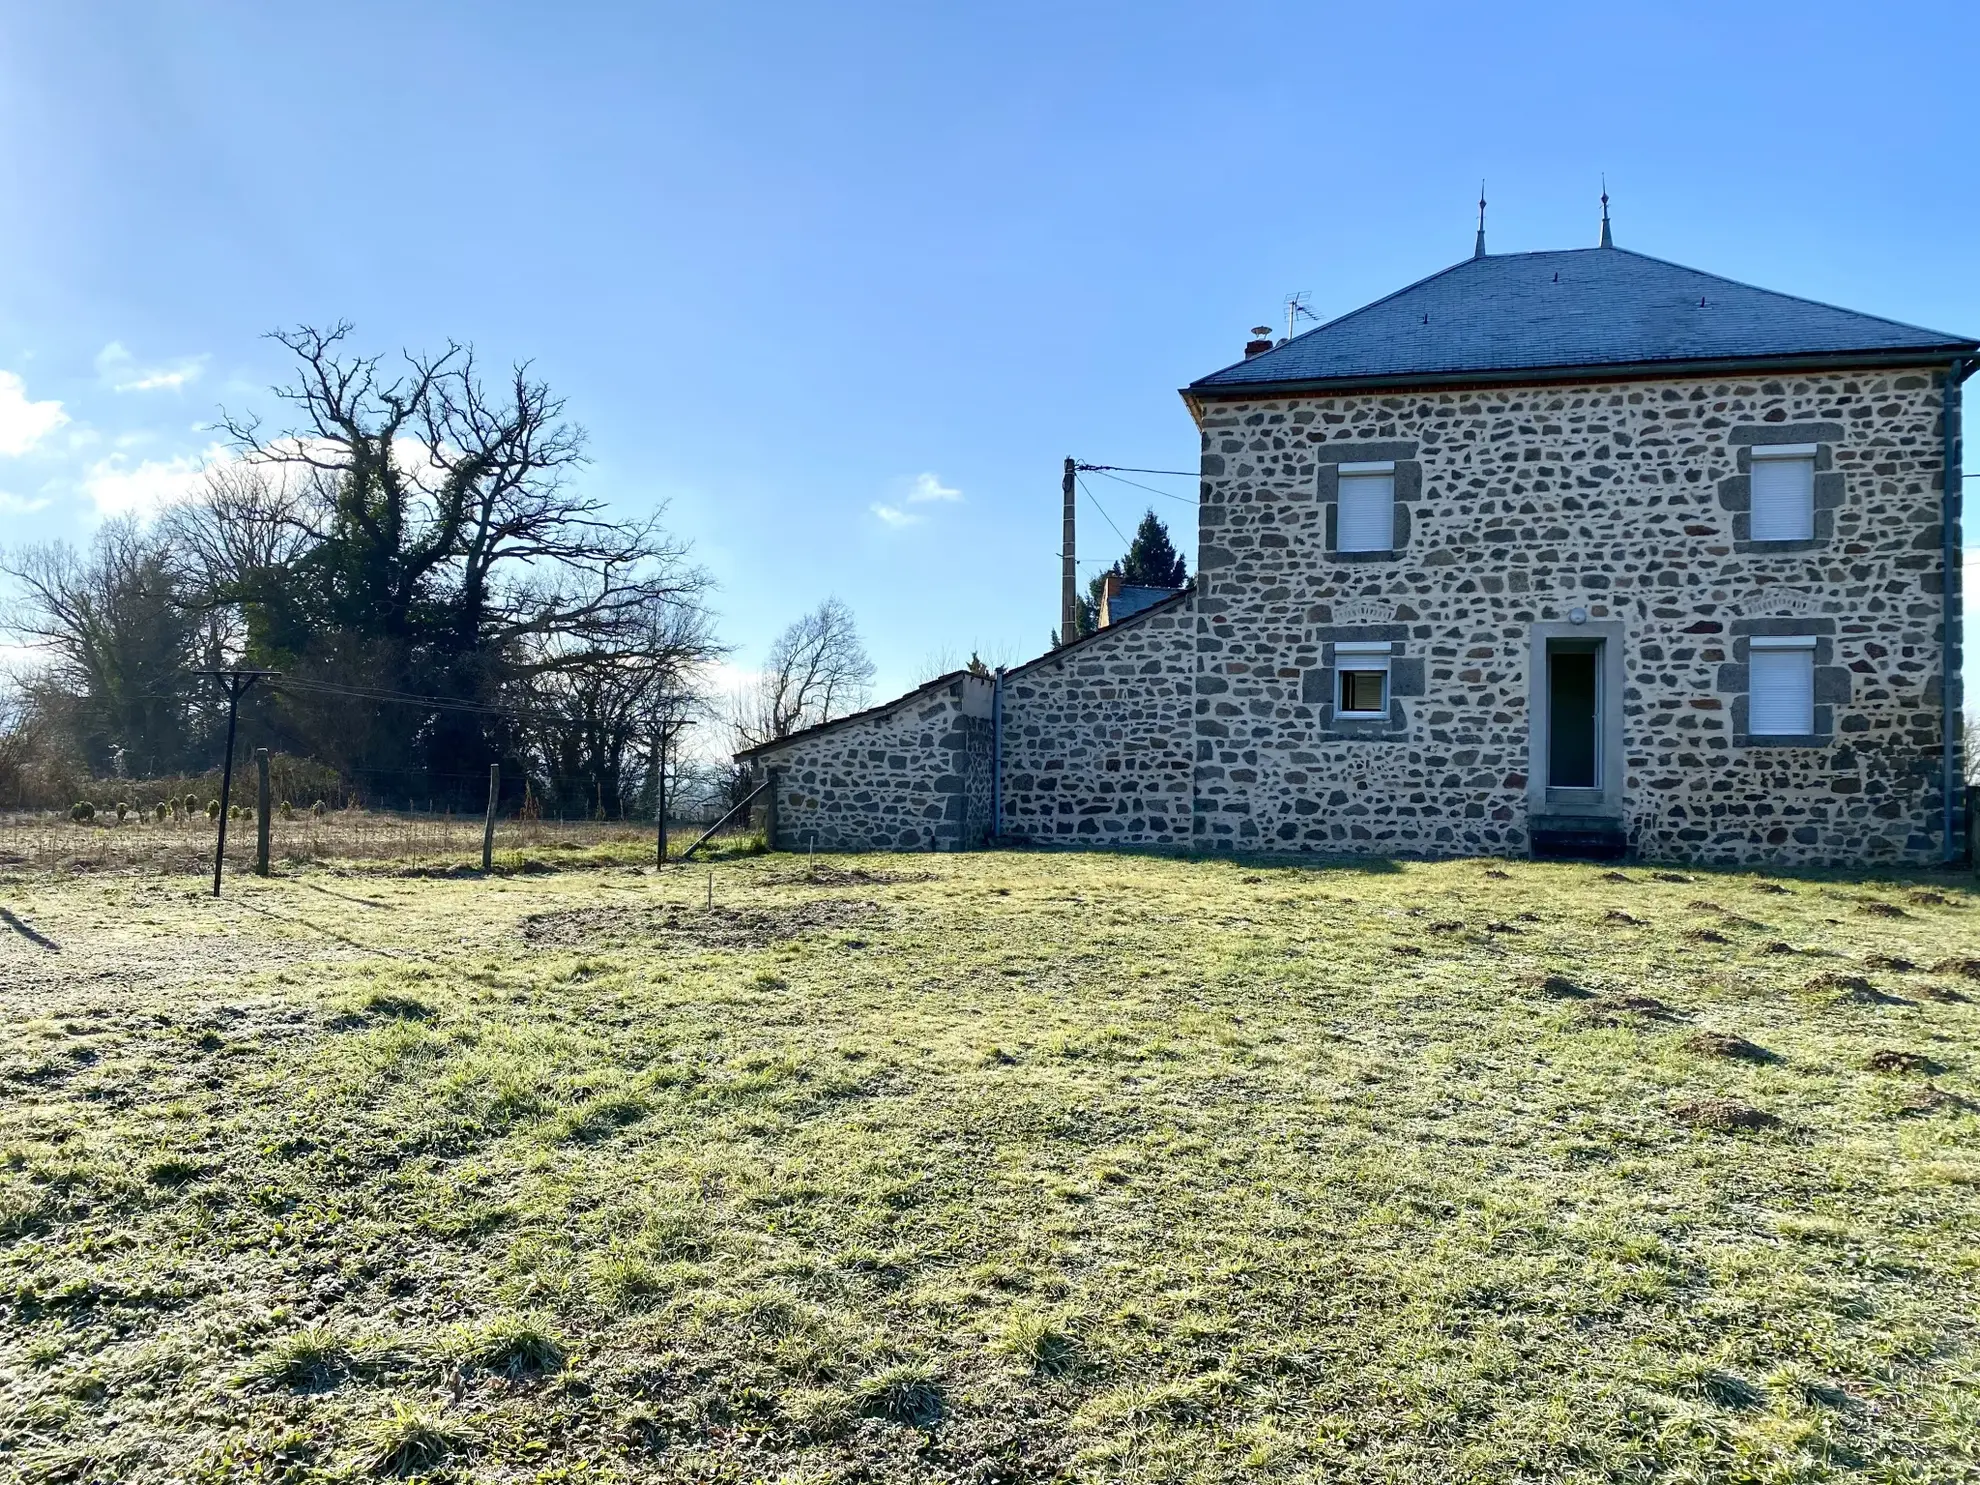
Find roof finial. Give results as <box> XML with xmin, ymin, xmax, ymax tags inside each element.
<box><xmin>1474</xmin><ymin>180</ymin><xmax>1487</xmax><ymax>259</ymax></box>
<box><xmin>1599</xmin><ymin>175</ymin><xmax>1613</xmax><ymax>248</ymax></box>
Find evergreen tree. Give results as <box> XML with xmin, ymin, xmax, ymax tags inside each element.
<box><xmin>1073</xmin><ymin>509</ymin><xmax>1189</xmax><ymax>637</ymax></box>
<box><xmin>1120</xmin><ymin>509</ymin><xmax>1188</xmax><ymax>588</ymax></box>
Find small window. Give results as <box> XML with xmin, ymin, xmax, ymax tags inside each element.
<box><xmin>1336</xmin><ymin>461</ymin><xmax>1395</xmax><ymax>553</ymax></box>
<box><xmin>1335</xmin><ymin>642</ymin><xmax>1391</xmax><ymax>717</ymax></box>
<box><xmin>1749</xmin><ymin>636</ymin><xmax>1815</xmax><ymax>736</ymax></box>
<box><xmin>1749</xmin><ymin>444</ymin><xmax>1816</xmax><ymax>542</ymax></box>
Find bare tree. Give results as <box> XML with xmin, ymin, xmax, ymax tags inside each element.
<box><xmin>175</xmin><ymin>321</ymin><xmax>716</xmax><ymax>799</ymax></box>
<box><xmin>519</xmin><ymin>594</ymin><xmax>722</xmax><ymax>815</ymax></box>
<box><xmin>732</xmin><ymin>598</ymin><xmax>876</xmax><ymax>750</ymax></box>
<box><xmin>914</xmin><ymin>640</ymin><xmax>1020</xmax><ymax>684</ymax></box>
<box><xmin>211</xmin><ymin>322</ymin><xmax>701</xmax><ymax>666</ymax></box>
<box><xmin>0</xmin><ymin>520</ymin><xmax>207</xmax><ymax>776</ymax></box>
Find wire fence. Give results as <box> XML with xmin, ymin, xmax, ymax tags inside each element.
<box><xmin>0</xmin><ymin>807</ymin><xmax>755</xmax><ymax>875</ymax></box>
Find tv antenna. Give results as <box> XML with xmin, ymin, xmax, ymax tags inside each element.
<box><xmin>1284</xmin><ymin>291</ymin><xmax>1319</xmax><ymax>341</ymax></box>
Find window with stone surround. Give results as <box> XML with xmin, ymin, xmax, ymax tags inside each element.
<box><xmin>1316</xmin><ymin>442</ymin><xmax>1419</xmax><ymax>561</ymax></box>
<box><xmin>1300</xmin><ymin>629</ymin><xmax>1423</xmax><ymax>736</ymax></box>
<box><xmin>1719</xmin><ymin>423</ymin><xmax>1844</xmax><ymax>551</ymax></box>
<box><xmin>1718</xmin><ymin>617</ymin><xmax>1846</xmax><ymax>747</ymax></box>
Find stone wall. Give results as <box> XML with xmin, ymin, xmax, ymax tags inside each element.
<box><xmin>999</xmin><ymin>595</ymin><xmax>1197</xmax><ymax>845</ymax></box>
<box><xmin>749</xmin><ymin>673</ymin><xmax>994</xmax><ymax>852</ymax></box>
<box><xmin>1192</xmin><ymin>366</ymin><xmax>1963</xmax><ymax>865</ymax></box>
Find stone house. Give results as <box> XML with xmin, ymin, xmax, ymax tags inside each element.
<box><xmin>740</xmin><ymin>219</ymin><xmax>1977</xmax><ymax>866</ymax></box>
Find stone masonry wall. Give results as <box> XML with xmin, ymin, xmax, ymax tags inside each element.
<box><xmin>999</xmin><ymin>595</ymin><xmax>1197</xmax><ymax>845</ymax></box>
<box><xmin>1193</xmin><ymin>366</ymin><xmax>1962</xmax><ymax>866</ymax></box>
<box><xmin>752</xmin><ymin>674</ymin><xmax>994</xmax><ymax>852</ymax></box>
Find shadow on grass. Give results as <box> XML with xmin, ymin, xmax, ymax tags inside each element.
<box><xmin>295</xmin><ymin>880</ymin><xmax>394</xmax><ymax>910</ymax></box>
<box><xmin>0</xmin><ymin>906</ymin><xmax>60</xmax><ymax>951</ymax></box>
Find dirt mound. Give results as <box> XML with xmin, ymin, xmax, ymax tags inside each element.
<box><xmin>1580</xmin><ymin>993</ymin><xmax>1681</xmax><ymax>1027</ymax></box>
<box><xmin>1857</xmin><ymin>900</ymin><xmax>1908</xmax><ymax>919</ymax></box>
<box><xmin>1862</xmin><ymin>954</ymin><xmax>1917</xmax><ymax>973</ymax></box>
<box><xmin>1802</xmin><ymin>972</ymin><xmax>1914</xmax><ymax>1007</ymax></box>
<box><xmin>1684</xmin><ymin>1031</ymin><xmax>1772</xmax><ymax>1063</ymax></box>
<box><xmin>521</xmin><ymin>898</ymin><xmax>884</xmax><ymax>950</ymax></box>
<box><xmin>1762</xmin><ymin>941</ymin><xmax>1799</xmax><ymax>955</ymax></box>
<box><xmin>1683</xmin><ymin>927</ymin><xmax>1730</xmax><ymax>945</ymax></box>
<box><xmin>1670</xmin><ymin>1098</ymin><xmax>1780</xmax><ymax>1132</ymax></box>
<box><xmin>1599</xmin><ymin>871</ymin><xmax>1632</xmax><ymax>883</ymax></box>
<box><xmin>1906</xmin><ymin>890</ymin><xmax>1954</xmax><ymax>908</ymax></box>
<box><xmin>1864</xmin><ymin>1049</ymin><xmax>1943</xmax><ymax>1075</ymax></box>
<box><xmin>1604</xmin><ymin>909</ymin><xmax>1642</xmax><ymax>925</ymax></box>
<box><xmin>1896</xmin><ymin>1085</ymin><xmax>1973</xmax><ymax>1117</ymax></box>
<box><xmin>1751</xmin><ymin>882</ymin><xmax>1792</xmax><ymax>895</ymax></box>
<box><xmin>1929</xmin><ymin>956</ymin><xmax>1980</xmax><ymax>981</ymax></box>
<box><xmin>1529</xmin><ymin>972</ymin><xmax>1590</xmax><ymax>999</ymax></box>
<box><xmin>758</xmin><ymin>864</ymin><xmax>931</xmax><ymax>888</ymax></box>
<box><xmin>1919</xmin><ymin>984</ymin><xmax>1972</xmax><ymax>1004</ymax></box>
<box><xmin>1653</xmin><ymin>872</ymin><xmax>1693</xmax><ymax>884</ymax></box>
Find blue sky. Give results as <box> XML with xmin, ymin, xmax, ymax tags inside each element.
<box><xmin>2</xmin><ymin>1</ymin><xmax>1977</xmax><ymax>702</ymax></box>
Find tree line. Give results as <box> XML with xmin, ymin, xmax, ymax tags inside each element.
<box><xmin>0</xmin><ymin>324</ymin><xmax>882</xmax><ymax>818</ymax></box>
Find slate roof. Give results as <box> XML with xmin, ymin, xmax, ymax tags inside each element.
<box><xmin>1106</xmin><ymin>585</ymin><xmax>1182</xmax><ymax>624</ymax></box>
<box><xmin>1189</xmin><ymin>246</ymin><xmax>1976</xmax><ymax>398</ymax></box>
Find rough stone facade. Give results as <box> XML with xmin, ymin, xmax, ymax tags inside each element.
<box><xmin>745</xmin><ymin>367</ymin><xmax>1964</xmax><ymax>867</ymax></box>
<box><xmin>751</xmin><ymin>673</ymin><xmax>994</xmax><ymax>852</ymax></box>
<box><xmin>999</xmin><ymin>594</ymin><xmax>1195</xmax><ymax>844</ymax></box>
<box><xmin>1193</xmin><ymin>366</ymin><xmax>1962</xmax><ymax>865</ymax></box>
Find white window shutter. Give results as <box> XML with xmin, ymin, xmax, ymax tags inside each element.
<box><xmin>1749</xmin><ymin>455</ymin><xmax>1815</xmax><ymax>541</ymax></box>
<box><xmin>1749</xmin><ymin>646</ymin><xmax>1815</xmax><ymax>735</ymax></box>
<box><xmin>1337</xmin><ymin>472</ymin><xmax>1394</xmax><ymax>552</ymax></box>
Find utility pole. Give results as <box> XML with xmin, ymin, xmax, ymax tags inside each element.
<box><xmin>1061</xmin><ymin>455</ymin><xmax>1077</xmax><ymax>645</ymax></box>
<box><xmin>255</xmin><ymin>749</ymin><xmax>271</xmax><ymax>876</ymax></box>
<box><xmin>194</xmin><ymin>669</ymin><xmax>278</xmax><ymax>897</ymax></box>
<box><xmin>655</xmin><ymin>732</ymin><xmax>668</xmax><ymax>866</ymax></box>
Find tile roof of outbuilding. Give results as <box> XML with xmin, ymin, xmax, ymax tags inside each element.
<box><xmin>1189</xmin><ymin>247</ymin><xmax>1976</xmax><ymax>397</ymax></box>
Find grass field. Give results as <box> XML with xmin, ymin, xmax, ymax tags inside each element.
<box><xmin>1</xmin><ymin>848</ymin><xmax>1976</xmax><ymax>1483</ymax></box>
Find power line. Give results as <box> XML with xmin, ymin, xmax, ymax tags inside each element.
<box><xmin>1077</xmin><ymin>464</ymin><xmax>1197</xmax><ymax>478</ymax></box>
<box><xmin>1075</xmin><ymin>475</ymin><xmax>1131</xmax><ymax>549</ymax></box>
<box><xmin>1086</xmin><ymin>467</ymin><xmax>1198</xmax><ymax>506</ymax></box>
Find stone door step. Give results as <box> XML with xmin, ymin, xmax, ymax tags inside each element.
<box><xmin>1530</xmin><ymin>818</ymin><xmax>1628</xmax><ymax>862</ymax></box>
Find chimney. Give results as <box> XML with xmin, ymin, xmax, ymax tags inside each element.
<box><xmin>1244</xmin><ymin>325</ymin><xmax>1274</xmax><ymax>358</ymax></box>
<box><xmin>1099</xmin><ymin>570</ymin><xmax>1123</xmax><ymax>628</ymax></box>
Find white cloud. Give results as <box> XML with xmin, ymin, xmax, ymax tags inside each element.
<box><xmin>0</xmin><ymin>491</ymin><xmax>52</xmax><ymax>515</ymax></box>
<box><xmin>80</xmin><ymin>444</ymin><xmax>222</xmax><ymax>518</ymax></box>
<box><xmin>870</xmin><ymin>471</ymin><xmax>961</xmax><ymax>529</ymax></box>
<box><xmin>907</xmin><ymin>471</ymin><xmax>962</xmax><ymax>504</ymax></box>
<box><xmin>95</xmin><ymin>341</ymin><xmax>208</xmax><ymax>393</ymax></box>
<box><xmin>0</xmin><ymin>370</ymin><xmax>69</xmax><ymax>456</ymax></box>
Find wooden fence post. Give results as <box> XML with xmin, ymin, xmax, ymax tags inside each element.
<box><xmin>254</xmin><ymin>749</ymin><xmax>271</xmax><ymax>876</ymax></box>
<box><xmin>483</xmin><ymin>763</ymin><xmax>500</xmax><ymax>872</ymax></box>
